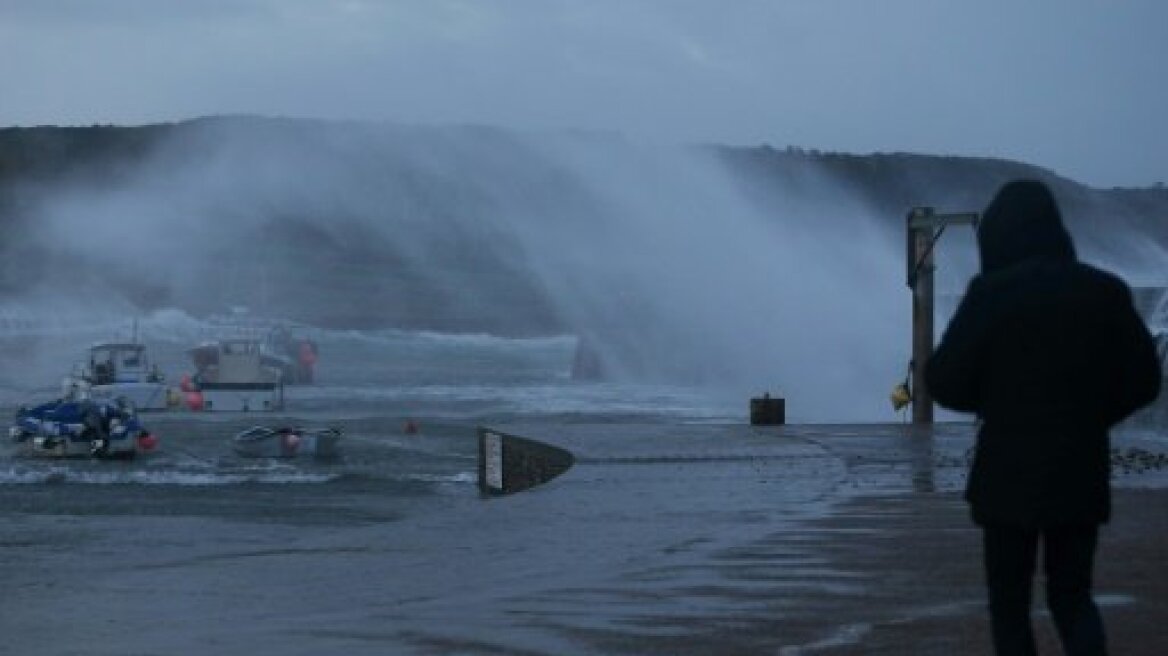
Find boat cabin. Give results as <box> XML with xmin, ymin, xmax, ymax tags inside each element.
<box><xmin>191</xmin><ymin>338</ymin><xmax>282</xmax><ymax>385</ymax></box>
<box><xmin>86</xmin><ymin>342</ymin><xmax>163</xmax><ymax>385</ymax></box>
<box><xmin>188</xmin><ymin>338</ymin><xmax>285</xmax><ymax>411</ymax></box>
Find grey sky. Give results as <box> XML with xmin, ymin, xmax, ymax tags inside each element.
<box><xmin>2</xmin><ymin>0</ymin><xmax>1165</xmax><ymax>187</ymax></box>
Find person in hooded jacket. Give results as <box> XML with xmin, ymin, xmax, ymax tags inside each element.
<box><xmin>927</xmin><ymin>179</ymin><xmax>1161</xmax><ymax>655</ymax></box>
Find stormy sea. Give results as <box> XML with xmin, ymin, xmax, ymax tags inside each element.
<box><xmin>0</xmin><ymin>291</ymin><xmax>1164</xmax><ymax>655</ymax></box>
<box><xmin>0</xmin><ymin>304</ymin><xmax>739</xmax><ymax>494</ymax></box>
<box><xmin>0</xmin><ymin>119</ymin><xmax>1165</xmax><ymax>654</ymax></box>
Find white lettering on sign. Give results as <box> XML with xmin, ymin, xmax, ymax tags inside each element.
<box><xmin>483</xmin><ymin>431</ymin><xmax>503</xmax><ymax>491</ymax></box>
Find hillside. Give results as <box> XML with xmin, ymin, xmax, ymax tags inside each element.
<box><xmin>1</xmin><ymin>117</ymin><xmax>1165</xmax><ymax>336</ymax></box>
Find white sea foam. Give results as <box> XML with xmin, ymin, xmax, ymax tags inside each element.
<box><xmin>0</xmin><ymin>464</ymin><xmax>337</xmax><ymax>486</ymax></box>
<box><xmin>287</xmin><ymin>381</ymin><xmax>737</xmax><ymax>420</ymax></box>
<box><xmin>404</xmin><ymin>470</ymin><xmax>477</xmax><ymax>484</ymax></box>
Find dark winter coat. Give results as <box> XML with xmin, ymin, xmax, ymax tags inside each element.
<box><xmin>926</xmin><ymin>180</ymin><xmax>1161</xmax><ymax>527</ymax></box>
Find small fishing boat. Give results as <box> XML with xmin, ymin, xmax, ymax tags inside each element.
<box><xmin>185</xmin><ymin>338</ymin><xmax>285</xmax><ymax>412</ymax></box>
<box><xmin>200</xmin><ymin>308</ymin><xmax>319</xmax><ymax>385</ymax></box>
<box><xmin>63</xmin><ymin>341</ymin><xmax>178</xmax><ymax>411</ymax></box>
<box><xmin>261</xmin><ymin>324</ymin><xmax>319</xmax><ymax>384</ymax></box>
<box><xmin>231</xmin><ymin>425</ymin><xmax>342</xmax><ymax>458</ymax></box>
<box><xmin>9</xmin><ymin>398</ymin><xmax>158</xmax><ymax>459</ymax></box>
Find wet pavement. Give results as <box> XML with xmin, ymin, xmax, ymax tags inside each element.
<box><xmin>1</xmin><ymin>420</ymin><xmax>1164</xmax><ymax>655</ymax></box>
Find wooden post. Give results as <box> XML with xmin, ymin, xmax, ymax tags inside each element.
<box><xmin>905</xmin><ymin>208</ymin><xmax>978</xmax><ymax>425</ymax></box>
<box><xmin>908</xmin><ymin>208</ymin><xmax>935</xmax><ymax>424</ymax></box>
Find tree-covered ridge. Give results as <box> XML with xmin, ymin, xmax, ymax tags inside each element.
<box><xmin>3</xmin><ymin>117</ymin><xmax>1165</xmax><ymax>230</ymax></box>
<box><xmin>0</xmin><ymin>117</ymin><xmax>1164</xmax><ymax>333</ymax></box>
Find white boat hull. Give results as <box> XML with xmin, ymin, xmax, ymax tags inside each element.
<box><xmin>19</xmin><ymin>435</ymin><xmax>139</xmax><ymax>459</ymax></box>
<box><xmin>198</xmin><ymin>384</ymin><xmax>284</xmax><ymax>412</ymax></box>
<box><xmin>232</xmin><ymin>427</ymin><xmax>341</xmax><ymax>458</ymax></box>
<box><xmin>85</xmin><ymin>382</ymin><xmax>178</xmax><ymax>412</ymax></box>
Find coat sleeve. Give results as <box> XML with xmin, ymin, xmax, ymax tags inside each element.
<box><xmin>926</xmin><ymin>276</ymin><xmax>991</xmax><ymax>414</ymax></box>
<box><xmin>1101</xmin><ymin>283</ymin><xmax>1162</xmax><ymax>426</ymax></box>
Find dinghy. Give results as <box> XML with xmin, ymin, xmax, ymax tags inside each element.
<box><xmin>231</xmin><ymin>425</ymin><xmax>341</xmax><ymax>459</ymax></box>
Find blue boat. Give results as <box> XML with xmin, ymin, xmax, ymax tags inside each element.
<box><xmin>8</xmin><ymin>398</ymin><xmax>158</xmax><ymax>459</ymax></box>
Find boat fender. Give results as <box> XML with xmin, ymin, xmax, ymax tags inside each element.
<box><xmin>137</xmin><ymin>432</ymin><xmax>158</xmax><ymax>451</ymax></box>
<box><xmin>90</xmin><ymin>437</ymin><xmax>110</xmax><ymax>458</ymax></box>
<box><xmin>890</xmin><ymin>381</ymin><xmax>912</xmax><ymax>412</ymax></box>
<box><xmin>184</xmin><ymin>391</ymin><xmax>204</xmax><ymax>412</ymax></box>
<box><xmin>298</xmin><ymin>341</ymin><xmax>317</xmax><ymax>366</ymax></box>
<box><xmin>890</xmin><ymin>361</ymin><xmax>913</xmax><ymax>413</ymax></box>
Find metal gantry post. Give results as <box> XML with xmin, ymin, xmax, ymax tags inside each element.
<box><xmin>906</xmin><ymin>208</ymin><xmax>978</xmax><ymax>424</ymax></box>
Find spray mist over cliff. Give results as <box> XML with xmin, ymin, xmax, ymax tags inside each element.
<box><xmin>0</xmin><ymin>120</ymin><xmax>913</xmax><ymax>420</ymax></box>
<box><xmin>5</xmin><ymin>118</ymin><xmax>1162</xmax><ymax>421</ymax></box>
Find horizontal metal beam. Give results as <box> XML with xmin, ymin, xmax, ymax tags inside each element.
<box><xmin>908</xmin><ymin>212</ymin><xmax>979</xmax><ymax>230</ymax></box>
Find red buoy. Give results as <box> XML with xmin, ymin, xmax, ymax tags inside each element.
<box><xmin>185</xmin><ymin>391</ymin><xmax>204</xmax><ymax>411</ymax></box>
<box><xmin>298</xmin><ymin>341</ymin><xmax>317</xmax><ymax>366</ymax></box>
<box><xmin>137</xmin><ymin>433</ymin><xmax>159</xmax><ymax>451</ymax></box>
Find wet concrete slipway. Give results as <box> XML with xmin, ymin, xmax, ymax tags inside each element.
<box><xmin>2</xmin><ymin>416</ymin><xmax>1166</xmax><ymax>655</ymax></box>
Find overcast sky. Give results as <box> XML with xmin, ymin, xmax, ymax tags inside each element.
<box><xmin>2</xmin><ymin>0</ymin><xmax>1165</xmax><ymax>187</ymax></box>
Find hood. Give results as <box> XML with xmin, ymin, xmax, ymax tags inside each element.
<box><xmin>977</xmin><ymin>179</ymin><xmax>1076</xmax><ymax>273</ymax></box>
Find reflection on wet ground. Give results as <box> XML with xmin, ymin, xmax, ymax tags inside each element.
<box><xmin>1</xmin><ymin>419</ymin><xmax>1164</xmax><ymax>655</ymax></box>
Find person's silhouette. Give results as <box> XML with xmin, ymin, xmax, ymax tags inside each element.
<box><xmin>927</xmin><ymin>179</ymin><xmax>1161</xmax><ymax>655</ymax></box>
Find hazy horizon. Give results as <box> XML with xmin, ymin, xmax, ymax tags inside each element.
<box><xmin>2</xmin><ymin>1</ymin><xmax>1165</xmax><ymax>188</ymax></box>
